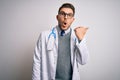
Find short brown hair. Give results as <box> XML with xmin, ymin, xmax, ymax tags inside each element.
<box><xmin>58</xmin><ymin>3</ymin><xmax>75</xmax><ymax>16</ymax></box>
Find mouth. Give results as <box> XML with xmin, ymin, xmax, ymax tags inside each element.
<box><xmin>60</xmin><ymin>21</ymin><xmax>68</xmax><ymax>30</ymax></box>
<box><xmin>63</xmin><ymin>22</ymin><xmax>67</xmax><ymax>26</ymax></box>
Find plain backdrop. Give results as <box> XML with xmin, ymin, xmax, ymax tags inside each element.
<box><xmin>0</xmin><ymin>0</ymin><xmax>120</xmax><ymax>80</ymax></box>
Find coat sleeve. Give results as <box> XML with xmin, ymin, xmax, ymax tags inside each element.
<box><xmin>75</xmin><ymin>37</ymin><xmax>89</xmax><ymax>65</ymax></box>
<box><xmin>32</xmin><ymin>34</ymin><xmax>42</xmax><ymax>80</ymax></box>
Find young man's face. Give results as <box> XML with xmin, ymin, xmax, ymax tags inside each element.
<box><xmin>57</xmin><ymin>8</ymin><xmax>75</xmax><ymax>30</ymax></box>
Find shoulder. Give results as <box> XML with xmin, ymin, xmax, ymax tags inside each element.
<box><xmin>39</xmin><ymin>26</ymin><xmax>57</xmax><ymax>39</ymax></box>
<box><xmin>38</xmin><ymin>30</ymin><xmax>51</xmax><ymax>40</ymax></box>
<box><xmin>41</xmin><ymin>30</ymin><xmax>51</xmax><ymax>36</ymax></box>
<box><xmin>43</xmin><ymin>26</ymin><xmax>58</xmax><ymax>35</ymax></box>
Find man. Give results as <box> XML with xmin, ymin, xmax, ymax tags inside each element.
<box><xmin>32</xmin><ymin>3</ymin><xmax>89</xmax><ymax>80</ymax></box>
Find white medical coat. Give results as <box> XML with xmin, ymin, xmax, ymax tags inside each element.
<box><xmin>32</xmin><ymin>26</ymin><xmax>89</xmax><ymax>80</ymax></box>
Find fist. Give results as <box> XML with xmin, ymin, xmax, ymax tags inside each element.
<box><xmin>74</xmin><ymin>26</ymin><xmax>88</xmax><ymax>40</ymax></box>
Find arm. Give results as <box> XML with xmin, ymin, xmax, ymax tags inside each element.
<box><xmin>32</xmin><ymin>34</ymin><xmax>41</xmax><ymax>80</ymax></box>
<box><xmin>75</xmin><ymin>37</ymin><xmax>89</xmax><ymax>65</ymax></box>
<box><xmin>74</xmin><ymin>27</ymin><xmax>89</xmax><ymax>65</ymax></box>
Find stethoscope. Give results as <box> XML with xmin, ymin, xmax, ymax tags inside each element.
<box><xmin>48</xmin><ymin>28</ymin><xmax>56</xmax><ymax>39</ymax></box>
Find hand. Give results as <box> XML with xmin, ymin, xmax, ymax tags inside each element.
<box><xmin>74</xmin><ymin>26</ymin><xmax>88</xmax><ymax>40</ymax></box>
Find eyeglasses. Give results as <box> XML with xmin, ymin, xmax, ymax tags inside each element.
<box><xmin>58</xmin><ymin>11</ymin><xmax>74</xmax><ymax>19</ymax></box>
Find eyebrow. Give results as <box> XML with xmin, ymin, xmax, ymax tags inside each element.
<box><xmin>59</xmin><ymin>11</ymin><xmax>73</xmax><ymax>14</ymax></box>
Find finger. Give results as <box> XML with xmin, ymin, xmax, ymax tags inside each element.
<box><xmin>74</xmin><ymin>26</ymin><xmax>89</xmax><ymax>31</ymax></box>
<box><xmin>79</xmin><ymin>27</ymin><xmax>89</xmax><ymax>29</ymax></box>
<box><xmin>74</xmin><ymin>27</ymin><xmax>80</xmax><ymax>30</ymax></box>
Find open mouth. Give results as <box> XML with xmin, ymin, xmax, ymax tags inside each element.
<box><xmin>63</xmin><ymin>22</ymin><xmax>67</xmax><ymax>26</ymax></box>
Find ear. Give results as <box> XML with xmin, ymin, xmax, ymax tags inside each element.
<box><xmin>56</xmin><ymin>15</ymin><xmax>59</xmax><ymax>20</ymax></box>
<box><xmin>72</xmin><ymin>17</ymin><xmax>75</xmax><ymax>22</ymax></box>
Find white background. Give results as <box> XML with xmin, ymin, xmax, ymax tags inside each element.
<box><xmin>0</xmin><ymin>0</ymin><xmax>120</xmax><ymax>80</ymax></box>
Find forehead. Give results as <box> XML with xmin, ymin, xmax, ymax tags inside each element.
<box><xmin>59</xmin><ymin>8</ymin><xmax>73</xmax><ymax>13</ymax></box>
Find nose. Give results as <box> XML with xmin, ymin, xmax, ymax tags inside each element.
<box><xmin>64</xmin><ymin>14</ymin><xmax>68</xmax><ymax>19</ymax></box>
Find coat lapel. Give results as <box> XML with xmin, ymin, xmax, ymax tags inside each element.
<box><xmin>70</xmin><ymin>29</ymin><xmax>77</xmax><ymax>67</ymax></box>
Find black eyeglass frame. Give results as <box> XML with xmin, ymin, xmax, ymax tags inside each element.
<box><xmin>58</xmin><ymin>11</ymin><xmax>74</xmax><ymax>19</ymax></box>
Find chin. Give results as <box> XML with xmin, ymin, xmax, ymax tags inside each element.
<box><xmin>61</xmin><ymin>26</ymin><xmax>69</xmax><ymax>30</ymax></box>
<box><xmin>61</xmin><ymin>27</ymin><xmax>67</xmax><ymax>31</ymax></box>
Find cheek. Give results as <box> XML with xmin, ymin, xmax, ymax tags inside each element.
<box><xmin>69</xmin><ymin>19</ymin><xmax>74</xmax><ymax>25</ymax></box>
<box><xmin>57</xmin><ymin>17</ymin><xmax>63</xmax><ymax>23</ymax></box>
